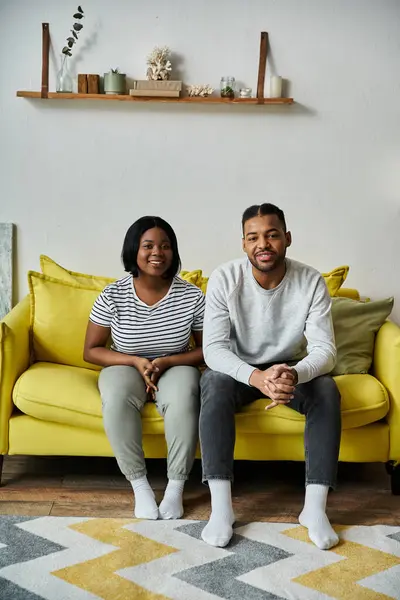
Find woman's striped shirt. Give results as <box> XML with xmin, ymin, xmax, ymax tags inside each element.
<box><xmin>89</xmin><ymin>275</ymin><xmax>205</xmax><ymax>359</ymax></box>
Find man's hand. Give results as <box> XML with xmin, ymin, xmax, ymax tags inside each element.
<box><xmin>264</xmin><ymin>364</ymin><xmax>297</xmax><ymax>410</ymax></box>
<box><xmin>132</xmin><ymin>357</ymin><xmax>159</xmax><ymax>395</ymax></box>
<box><xmin>144</xmin><ymin>356</ymin><xmax>171</xmax><ymax>399</ymax></box>
<box><xmin>264</xmin><ymin>363</ymin><xmax>298</xmax><ymax>384</ymax></box>
<box><xmin>249</xmin><ymin>364</ymin><xmax>297</xmax><ymax>411</ymax></box>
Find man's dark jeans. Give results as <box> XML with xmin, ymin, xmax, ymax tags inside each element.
<box><xmin>199</xmin><ymin>368</ymin><xmax>341</xmax><ymax>489</ymax></box>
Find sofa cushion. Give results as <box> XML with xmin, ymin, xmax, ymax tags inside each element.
<box><xmin>40</xmin><ymin>255</ymin><xmax>115</xmax><ymax>290</ymax></box>
<box><xmin>40</xmin><ymin>255</ymin><xmax>208</xmax><ymax>295</ymax></box>
<box><xmin>13</xmin><ymin>363</ymin><xmax>388</xmax><ymax>435</ymax></box>
<box><xmin>180</xmin><ymin>270</ymin><xmax>209</xmax><ymax>294</ymax></box>
<box><xmin>336</xmin><ymin>288</ymin><xmax>360</xmax><ymax>301</ymax></box>
<box><xmin>237</xmin><ymin>374</ymin><xmax>389</xmax><ymax>433</ymax></box>
<box><xmin>331</xmin><ymin>296</ymin><xmax>394</xmax><ymax>376</ymax></box>
<box><xmin>28</xmin><ymin>271</ymin><xmax>102</xmax><ymax>371</ymax></box>
<box><xmin>321</xmin><ymin>265</ymin><xmax>349</xmax><ymax>296</ymax></box>
<box><xmin>13</xmin><ymin>362</ymin><xmax>165</xmax><ymax>435</ymax></box>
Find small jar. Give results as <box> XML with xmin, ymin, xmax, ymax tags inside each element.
<box><xmin>220</xmin><ymin>76</ymin><xmax>235</xmax><ymax>98</ymax></box>
<box><xmin>239</xmin><ymin>87</ymin><xmax>252</xmax><ymax>98</ymax></box>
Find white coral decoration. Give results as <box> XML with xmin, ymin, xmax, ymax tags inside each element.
<box><xmin>146</xmin><ymin>46</ymin><xmax>172</xmax><ymax>81</ymax></box>
<box><xmin>187</xmin><ymin>84</ymin><xmax>214</xmax><ymax>97</ymax></box>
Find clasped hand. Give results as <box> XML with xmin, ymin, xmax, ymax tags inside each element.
<box><xmin>249</xmin><ymin>363</ymin><xmax>298</xmax><ymax>411</ymax></box>
<box><xmin>134</xmin><ymin>356</ymin><xmax>170</xmax><ymax>399</ymax></box>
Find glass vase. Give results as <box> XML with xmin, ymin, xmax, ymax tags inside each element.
<box><xmin>56</xmin><ymin>55</ymin><xmax>73</xmax><ymax>93</ymax></box>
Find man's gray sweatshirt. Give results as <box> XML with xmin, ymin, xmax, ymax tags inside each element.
<box><xmin>203</xmin><ymin>257</ymin><xmax>336</xmax><ymax>385</ymax></box>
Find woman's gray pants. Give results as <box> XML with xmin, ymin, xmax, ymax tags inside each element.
<box><xmin>99</xmin><ymin>365</ymin><xmax>200</xmax><ymax>481</ymax></box>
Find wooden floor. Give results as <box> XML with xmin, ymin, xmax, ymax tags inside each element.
<box><xmin>0</xmin><ymin>456</ymin><xmax>399</xmax><ymax>525</ymax></box>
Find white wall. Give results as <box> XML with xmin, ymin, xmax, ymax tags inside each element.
<box><xmin>1</xmin><ymin>0</ymin><xmax>400</xmax><ymax>320</ymax></box>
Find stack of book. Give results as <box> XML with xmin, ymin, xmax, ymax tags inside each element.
<box><xmin>129</xmin><ymin>80</ymin><xmax>182</xmax><ymax>98</ymax></box>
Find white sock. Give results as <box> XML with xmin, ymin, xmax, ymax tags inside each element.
<box><xmin>299</xmin><ymin>484</ymin><xmax>339</xmax><ymax>550</ymax></box>
<box><xmin>158</xmin><ymin>479</ymin><xmax>185</xmax><ymax>519</ymax></box>
<box><xmin>130</xmin><ymin>476</ymin><xmax>159</xmax><ymax>520</ymax></box>
<box><xmin>201</xmin><ymin>480</ymin><xmax>235</xmax><ymax>547</ymax></box>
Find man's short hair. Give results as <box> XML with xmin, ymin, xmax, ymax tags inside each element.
<box><xmin>242</xmin><ymin>203</ymin><xmax>287</xmax><ymax>233</ymax></box>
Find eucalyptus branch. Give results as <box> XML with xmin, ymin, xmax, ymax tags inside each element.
<box><xmin>62</xmin><ymin>6</ymin><xmax>84</xmax><ymax>57</ymax></box>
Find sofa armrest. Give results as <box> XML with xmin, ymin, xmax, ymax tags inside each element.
<box><xmin>0</xmin><ymin>296</ymin><xmax>31</xmax><ymax>453</ymax></box>
<box><xmin>373</xmin><ymin>320</ymin><xmax>400</xmax><ymax>462</ymax></box>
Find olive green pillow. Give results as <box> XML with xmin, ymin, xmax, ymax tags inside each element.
<box><xmin>331</xmin><ymin>296</ymin><xmax>394</xmax><ymax>375</ymax></box>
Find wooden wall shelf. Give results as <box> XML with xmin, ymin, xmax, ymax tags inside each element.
<box><xmin>16</xmin><ymin>91</ymin><xmax>294</xmax><ymax>105</ymax></box>
<box><xmin>17</xmin><ymin>26</ymin><xmax>294</xmax><ymax>107</ymax></box>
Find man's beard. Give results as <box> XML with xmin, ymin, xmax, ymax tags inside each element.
<box><xmin>249</xmin><ymin>254</ymin><xmax>285</xmax><ymax>273</ymax></box>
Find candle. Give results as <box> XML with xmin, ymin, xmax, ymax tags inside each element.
<box><xmin>270</xmin><ymin>76</ymin><xmax>283</xmax><ymax>98</ymax></box>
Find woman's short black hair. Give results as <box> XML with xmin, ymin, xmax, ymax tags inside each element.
<box><xmin>121</xmin><ymin>216</ymin><xmax>181</xmax><ymax>279</ymax></box>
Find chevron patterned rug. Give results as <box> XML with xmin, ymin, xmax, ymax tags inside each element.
<box><xmin>1</xmin><ymin>516</ymin><xmax>400</xmax><ymax>600</ymax></box>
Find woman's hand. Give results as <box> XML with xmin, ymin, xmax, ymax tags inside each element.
<box><xmin>144</xmin><ymin>356</ymin><xmax>171</xmax><ymax>399</ymax></box>
<box><xmin>133</xmin><ymin>357</ymin><xmax>160</xmax><ymax>395</ymax></box>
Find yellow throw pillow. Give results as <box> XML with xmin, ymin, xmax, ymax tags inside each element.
<box><xmin>322</xmin><ymin>265</ymin><xmax>349</xmax><ymax>296</ymax></box>
<box><xmin>40</xmin><ymin>255</ymin><xmax>115</xmax><ymax>291</ymax></box>
<box><xmin>198</xmin><ymin>277</ymin><xmax>208</xmax><ymax>294</ymax></box>
<box><xmin>180</xmin><ymin>270</ymin><xmax>209</xmax><ymax>293</ymax></box>
<box><xmin>180</xmin><ymin>270</ymin><xmax>203</xmax><ymax>286</ymax></box>
<box><xmin>28</xmin><ymin>271</ymin><xmax>101</xmax><ymax>371</ymax></box>
<box><xmin>336</xmin><ymin>288</ymin><xmax>360</xmax><ymax>301</ymax></box>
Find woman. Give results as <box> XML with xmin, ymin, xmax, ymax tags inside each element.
<box><xmin>84</xmin><ymin>216</ymin><xmax>205</xmax><ymax>520</ymax></box>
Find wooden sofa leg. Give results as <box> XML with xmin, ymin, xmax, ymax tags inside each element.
<box><xmin>0</xmin><ymin>455</ymin><xmax>4</xmax><ymax>487</ymax></box>
<box><xmin>391</xmin><ymin>465</ymin><xmax>400</xmax><ymax>495</ymax></box>
<box><xmin>386</xmin><ymin>461</ymin><xmax>400</xmax><ymax>495</ymax></box>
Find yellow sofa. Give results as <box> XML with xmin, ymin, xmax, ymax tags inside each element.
<box><xmin>1</xmin><ymin>265</ymin><xmax>400</xmax><ymax>494</ymax></box>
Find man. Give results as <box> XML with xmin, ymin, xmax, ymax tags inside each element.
<box><xmin>200</xmin><ymin>203</ymin><xmax>341</xmax><ymax>550</ymax></box>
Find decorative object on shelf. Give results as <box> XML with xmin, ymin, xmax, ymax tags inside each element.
<box><xmin>187</xmin><ymin>84</ymin><xmax>214</xmax><ymax>97</ymax></box>
<box><xmin>131</xmin><ymin>80</ymin><xmax>182</xmax><ymax>92</ymax></box>
<box><xmin>78</xmin><ymin>73</ymin><xmax>100</xmax><ymax>94</ymax></box>
<box><xmin>270</xmin><ymin>75</ymin><xmax>283</xmax><ymax>98</ymax></box>
<box><xmin>0</xmin><ymin>223</ymin><xmax>13</xmax><ymax>320</ymax></box>
<box><xmin>220</xmin><ymin>76</ymin><xmax>235</xmax><ymax>98</ymax></box>
<box><xmin>103</xmin><ymin>68</ymin><xmax>126</xmax><ymax>95</ymax></box>
<box><xmin>239</xmin><ymin>87</ymin><xmax>252</xmax><ymax>98</ymax></box>
<box><xmin>78</xmin><ymin>74</ymin><xmax>88</xmax><ymax>93</ymax></box>
<box><xmin>129</xmin><ymin>79</ymin><xmax>181</xmax><ymax>97</ymax></box>
<box><xmin>87</xmin><ymin>74</ymin><xmax>99</xmax><ymax>94</ymax></box>
<box><xmin>146</xmin><ymin>46</ymin><xmax>172</xmax><ymax>81</ymax></box>
<box><xmin>129</xmin><ymin>90</ymin><xmax>177</xmax><ymax>98</ymax></box>
<box><xmin>56</xmin><ymin>56</ymin><xmax>73</xmax><ymax>93</ymax></box>
<box><xmin>56</xmin><ymin>6</ymin><xmax>84</xmax><ymax>93</ymax></box>
<box><xmin>61</xmin><ymin>6</ymin><xmax>84</xmax><ymax>57</ymax></box>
